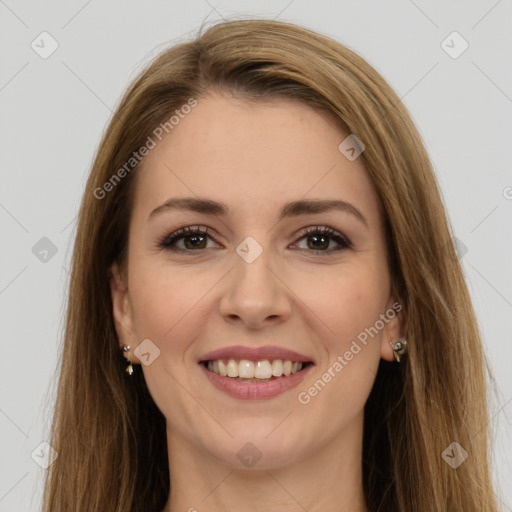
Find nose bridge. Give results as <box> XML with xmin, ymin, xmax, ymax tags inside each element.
<box><xmin>219</xmin><ymin>232</ymin><xmax>290</xmax><ymax>325</ymax></box>
<box><xmin>233</xmin><ymin>233</ymin><xmax>276</xmax><ymax>294</ymax></box>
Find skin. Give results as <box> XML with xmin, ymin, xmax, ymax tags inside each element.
<box><xmin>110</xmin><ymin>92</ymin><xmax>406</xmax><ymax>512</ymax></box>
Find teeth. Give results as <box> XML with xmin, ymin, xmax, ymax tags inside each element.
<box><xmin>238</xmin><ymin>360</ymin><xmax>254</xmax><ymax>378</ymax></box>
<box><xmin>271</xmin><ymin>359</ymin><xmax>283</xmax><ymax>377</ymax></box>
<box><xmin>206</xmin><ymin>358</ymin><xmax>304</xmax><ymax>379</ymax></box>
<box><xmin>218</xmin><ymin>360</ymin><xmax>227</xmax><ymax>377</ymax></box>
<box><xmin>227</xmin><ymin>359</ymin><xmax>238</xmax><ymax>377</ymax></box>
<box><xmin>255</xmin><ymin>360</ymin><xmax>272</xmax><ymax>379</ymax></box>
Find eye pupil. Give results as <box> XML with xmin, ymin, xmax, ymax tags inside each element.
<box><xmin>185</xmin><ymin>235</ymin><xmax>206</xmax><ymax>249</ymax></box>
<box><xmin>308</xmin><ymin>235</ymin><xmax>329</xmax><ymax>250</ymax></box>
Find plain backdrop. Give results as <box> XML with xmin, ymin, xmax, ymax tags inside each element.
<box><xmin>0</xmin><ymin>1</ymin><xmax>511</xmax><ymax>510</ymax></box>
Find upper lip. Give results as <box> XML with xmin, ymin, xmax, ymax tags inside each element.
<box><xmin>198</xmin><ymin>345</ymin><xmax>314</xmax><ymax>363</ymax></box>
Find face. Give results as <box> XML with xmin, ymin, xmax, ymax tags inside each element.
<box><xmin>110</xmin><ymin>92</ymin><xmax>405</xmax><ymax>470</ymax></box>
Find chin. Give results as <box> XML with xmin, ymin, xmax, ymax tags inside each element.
<box><xmin>200</xmin><ymin>423</ymin><xmax>307</xmax><ymax>470</ymax></box>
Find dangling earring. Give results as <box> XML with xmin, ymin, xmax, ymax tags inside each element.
<box><xmin>122</xmin><ymin>345</ymin><xmax>134</xmax><ymax>375</ymax></box>
<box><xmin>390</xmin><ymin>339</ymin><xmax>407</xmax><ymax>363</ymax></box>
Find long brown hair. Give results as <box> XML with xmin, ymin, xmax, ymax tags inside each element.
<box><xmin>41</xmin><ymin>18</ymin><xmax>499</xmax><ymax>511</ymax></box>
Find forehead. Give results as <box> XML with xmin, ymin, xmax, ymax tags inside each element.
<box><xmin>132</xmin><ymin>93</ymin><xmax>382</xmax><ymax>228</ymax></box>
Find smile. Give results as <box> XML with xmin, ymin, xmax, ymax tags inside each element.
<box><xmin>200</xmin><ymin>359</ymin><xmax>314</xmax><ymax>399</ymax></box>
<box><xmin>205</xmin><ymin>358</ymin><xmax>310</xmax><ymax>380</ymax></box>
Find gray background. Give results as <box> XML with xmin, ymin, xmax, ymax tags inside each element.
<box><xmin>0</xmin><ymin>1</ymin><xmax>511</xmax><ymax>510</ymax></box>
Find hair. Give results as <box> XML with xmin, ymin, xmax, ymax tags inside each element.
<box><xmin>41</xmin><ymin>18</ymin><xmax>499</xmax><ymax>512</ymax></box>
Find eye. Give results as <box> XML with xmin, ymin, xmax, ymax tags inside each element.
<box><xmin>157</xmin><ymin>225</ymin><xmax>353</xmax><ymax>255</ymax></box>
<box><xmin>157</xmin><ymin>226</ymin><xmax>217</xmax><ymax>251</ymax></box>
<box><xmin>290</xmin><ymin>226</ymin><xmax>353</xmax><ymax>254</ymax></box>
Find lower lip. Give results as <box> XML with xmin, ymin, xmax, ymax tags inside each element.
<box><xmin>200</xmin><ymin>363</ymin><xmax>314</xmax><ymax>400</ymax></box>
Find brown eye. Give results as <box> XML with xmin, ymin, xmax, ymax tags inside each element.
<box><xmin>158</xmin><ymin>226</ymin><xmax>217</xmax><ymax>251</ymax></box>
<box><xmin>291</xmin><ymin>226</ymin><xmax>353</xmax><ymax>254</ymax></box>
<box><xmin>158</xmin><ymin>225</ymin><xmax>353</xmax><ymax>255</ymax></box>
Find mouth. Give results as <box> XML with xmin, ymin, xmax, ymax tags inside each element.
<box><xmin>201</xmin><ymin>358</ymin><xmax>314</xmax><ymax>382</ymax></box>
<box><xmin>198</xmin><ymin>356</ymin><xmax>315</xmax><ymax>400</ymax></box>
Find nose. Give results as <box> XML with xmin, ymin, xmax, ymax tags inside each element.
<box><xmin>218</xmin><ymin>236</ymin><xmax>292</xmax><ymax>329</ymax></box>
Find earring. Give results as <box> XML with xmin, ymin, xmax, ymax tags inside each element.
<box><xmin>122</xmin><ymin>345</ymin><xmax>134</xmax><ymax>375</ymax></box>
<box><xmin>390</xmin><ymin>339</ymin><xmax>407</xmax><ymax>363</ymax></box>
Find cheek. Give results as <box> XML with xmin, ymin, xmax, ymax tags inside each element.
<box><xmin>338</xmin><ymin>281</ymin><xmax>386</xmax><ymax>348</ymax></box>
<box><xmin>296</xmin><ymin>259</ymin><xmax>388</xmax><ymax>353</ymax></box>
<box><xmin>126</xmin><ymin>260</ymin><xmax>217</xmax><ymax>427</ymax></box>
<box><xmin>290</xmin><ymin>264</ymin><xmax>388</xmax><ymax>438</ymax></box>
<box><xmin>128</xmin><ymin>259</ymin><xmax>218</xmax><ymax>352</ymax></box>
<box><xmin>322</xmin><ymin>265</ymin><xmax>388</xmax><ymax>391</ymax></box>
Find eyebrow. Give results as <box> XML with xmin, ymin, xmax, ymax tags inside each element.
<box><xmin>148</xmin><ymin>197</ymin><xmax>369</xmax><ymax>228</ymax></box>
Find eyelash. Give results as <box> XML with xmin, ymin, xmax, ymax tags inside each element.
<box><xmin>157</xmin><ymin>225</ymin><xmax>353</xmax><ymax>255</ymax></box>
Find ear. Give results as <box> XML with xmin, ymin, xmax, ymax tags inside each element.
<box><xmin>110</xmin><ymin>261</ymin><xmax>138</xmax><ymax>361</ymax></box>
<box><xmin>380</xmin><ymin>296</ymin><xmax>407</xmax><ymax>362</ymax></box>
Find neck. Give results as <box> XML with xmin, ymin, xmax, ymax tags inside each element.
<box><xmin>161</xmin><ymin>413</ymin><xmax>367</xmax><ymax>512</ymax></box>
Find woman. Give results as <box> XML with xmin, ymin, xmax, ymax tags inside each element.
<box><xmin>41</xmin><ymin>18</ymin><xmax>499</xmax><ymax>512</ymax></box>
